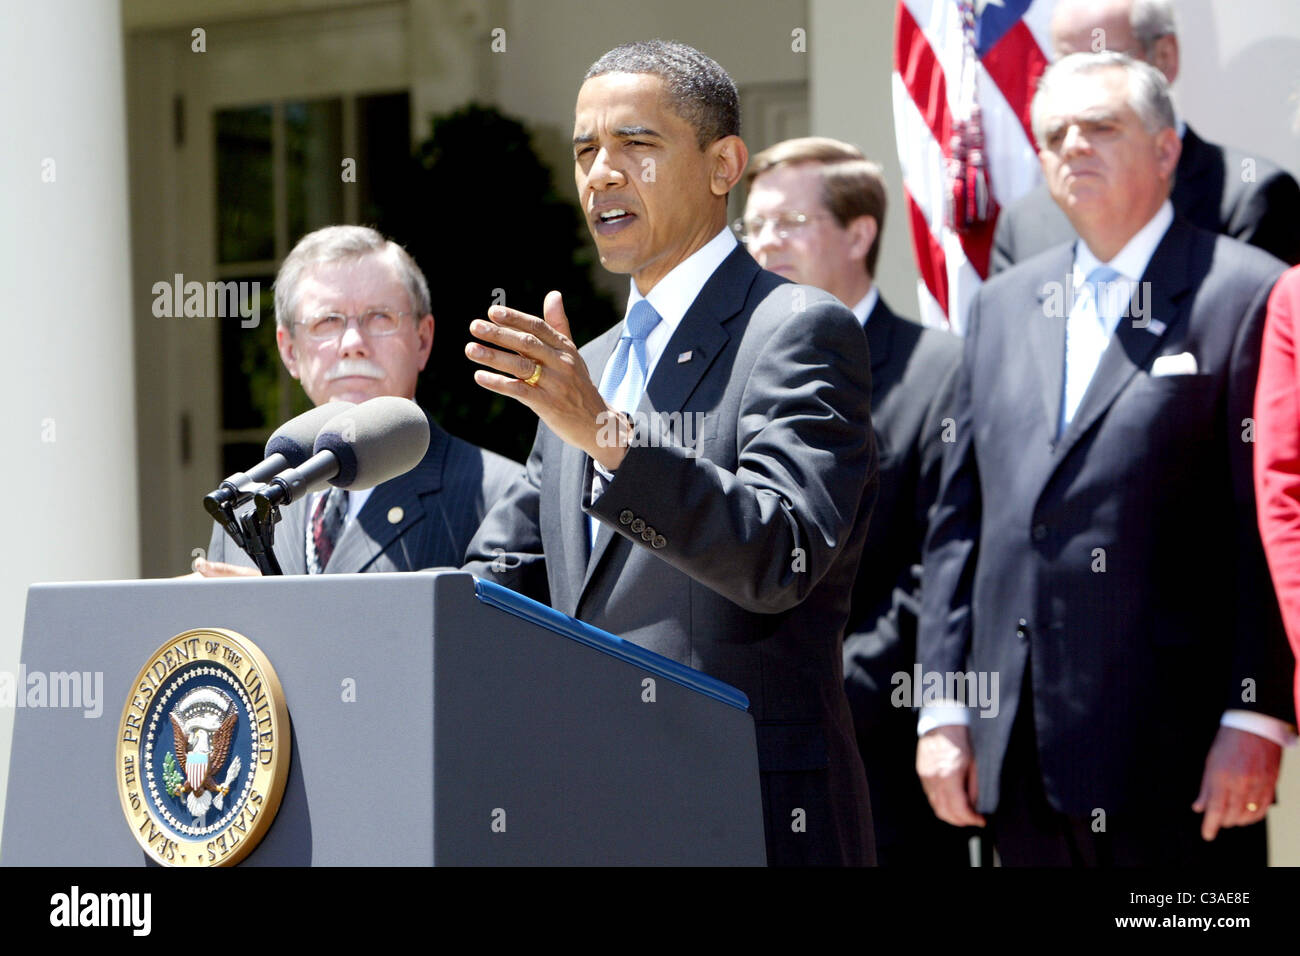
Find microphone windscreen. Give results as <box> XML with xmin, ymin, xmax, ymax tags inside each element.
<box><xmin>313</xmin><ymin>397</ymin><xmax>430</xmax><ymax>490</ymax></box>
<box><xmin>264</xmin><ymin>401</ymin><xmax>356</xmax><ymax>467</ymax></box>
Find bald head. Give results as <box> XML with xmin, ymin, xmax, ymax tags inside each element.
<box><xmin>1050</xmin><ymin>0</ymin><xmax>1179</xmax><ymax>85</ymax></box>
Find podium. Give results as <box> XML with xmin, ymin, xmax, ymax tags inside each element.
<box><xmin>1</xmin><ymin>571</ymin><xmax>766</xmax><ymax>865</ymax></box>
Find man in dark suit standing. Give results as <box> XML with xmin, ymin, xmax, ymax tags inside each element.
<box><xmin>918</xmin><ymin>51</ymin><xmax>1296</xmax><ymax>865</ymax></box>
<box><xmin>992</xmin><ymin>0</ymin><xmax>1300</xmax><ymax>273</ymax></box>
<box><xmin>462</xmin><ymin>41</ymin><xmax>877</xmax><ymax>866</ymax></box>
<box><xmin>740</xmin><ymin>136</ymin><xmax>968</xmax><ymax>866</ymax></box>
<box><xmin>196</xmin><ymin>225</ymin><xmax>519</xmax><ymax>576</ymax></box>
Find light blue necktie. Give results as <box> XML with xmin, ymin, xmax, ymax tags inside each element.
<box><xmin>1060</xmin><ymin>265</ymin><xmax>1122</xmax><ymax>436</ymax></box>
<box><xmin>599</xmin><ymin>299</ymin><xmax>662</xmax><ymax>413</ymax></box>
<box><xmin>590</xmin><ymin>299</ymin><xmax>661</xmax><ymax>547</ymax></box>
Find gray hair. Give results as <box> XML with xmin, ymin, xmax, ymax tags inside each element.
<box><xmin>584</xmin><ymin>40</ymin><xmax>739</xmax><ymax>149</ymax></box>
<box><xmin>274</xmin><ymin>225</ymin><xmax>432</xmax><ymax>332</ymax></box>
<box><xmin>1031</xmin><ymin>51</ymin><xmax>1175</xmax><ymax>146</ymax></box>
<box><xmin>1130</xmin><ymin>0</ymin><xmax>1177</xmax><ymax>55</ymax></box>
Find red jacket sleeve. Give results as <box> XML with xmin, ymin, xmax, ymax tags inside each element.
<box><xmin>1254</xmin><ymin>264</ymin><xmax>1300</xmax><ymax>714</ymax></box>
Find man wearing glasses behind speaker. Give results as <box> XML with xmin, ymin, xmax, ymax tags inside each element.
<box><xmin>194</xmin><ymin>225</ymin><xmax>520</xmax><ymax>578</ymax></box>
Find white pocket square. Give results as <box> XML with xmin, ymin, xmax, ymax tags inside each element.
<box><xmin>1150</xmin><ymin>352</ymin><xmax>1198</xmax><ymax>376</ymax></box>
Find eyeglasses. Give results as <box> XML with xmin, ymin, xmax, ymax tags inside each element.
<box><xmin>295</xmin><ymin>310</ymin><xmax>410</xmax><ymax>341</ymax></box>
<box><xmin>732</xmin><ymin>211</ymin><xmax>829</xmax><ymax>242</ymax></box>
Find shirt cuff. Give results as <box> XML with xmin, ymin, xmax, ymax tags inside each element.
<box><xmin>1220</xmin><ymin>709</ymin><xmax>1299</xmax><ymax>747</ymax></box>
<box><xmin>917</xmin><ymin>703</ymin><xmax>971</xmax><ymax>737</ymax></box>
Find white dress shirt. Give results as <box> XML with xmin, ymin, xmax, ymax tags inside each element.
<box><xmin>850</xmin><ymin>286</ymin><xmax>880</xmax><ymax>328</ymax></box>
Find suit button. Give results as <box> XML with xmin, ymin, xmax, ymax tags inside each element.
<box><xmin>1016</xmin><ymin>618</ymin><xmax>1030</xmax><ymax>640</ymax></box>
<box><xmin>641</xmin><ymin>526</ymin><xmax>655</xmax><ymax>542</ymax></box>
<box><xmin>631</xmin><ymin>518</ymin><xmax>646</xmax><ymax>533</ymax></box>
<box><xmin>1031</xmin><ymin>524</ymin><xmax>1048</xmax><ymax>541</ymax></box>
<box><xmin>652</xmin><ymin>534</ymin><xmax>666</xmax><ymax>549</ymax></box>
<box><xmin>619</xmin><ymin>510</ymin><xmax>634</xmax><ymax>526</ymax></box>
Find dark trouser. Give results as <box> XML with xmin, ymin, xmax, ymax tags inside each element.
<box><xmin>991</xmin><ymin>684</ymin><xmax>1267</xmax><ymax>866</ymax></box>
<box><xmin>861</xmin><ymin>719</ymin><xmax>974</xmax><ymax>867</ymax></box>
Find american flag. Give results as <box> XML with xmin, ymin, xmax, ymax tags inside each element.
<box><xmin>893</xmin><ymin>0</ymin><xmax>1055</xmax><ymax>333</ymax></box>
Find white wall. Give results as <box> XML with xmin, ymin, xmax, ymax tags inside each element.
<box><xmin>1176</xmin><ymin>0</ymin><xmax>1300</xmax><ymax>174</ymax></box>
<box><xmin>492</xmin><ymin>0</ymin><xmax>810</xmax><ymax>303</ymax></box>
<box><xmin>494</xmin><ymin>0</ymin><xmax>809</xmax><ymax>137</ymax></box>
<box><xmin>0</xmin><ymin>0</ymin><xmax>139</xmax><ymax>855</ymax></box>
<box><xmin>808</xmin><ymin>0</ymin><xmax>911</xmax><ymax>309</ymax></box>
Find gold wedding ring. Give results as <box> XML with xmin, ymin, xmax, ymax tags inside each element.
<box><xmin>523</xmin><ymin>362</ymin><xmax>542</xmax><ymax>387</ymax></box>
<box><xmin>1246</xmin><ymin>802</ymin><xmax>1260</xmax><ymax>812</ymax></box>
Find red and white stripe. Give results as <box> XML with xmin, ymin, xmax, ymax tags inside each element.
<box><xmin>186</xmin><ymin>751</ymin><xmax>208</xmax><ymax>792</ymax></box>
<box><xmin>893</xmin><ymin>0</ymin><xmax>1055</xmax><ymax>333</ymax></box>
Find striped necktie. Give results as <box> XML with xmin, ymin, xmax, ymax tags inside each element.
<box><xmin>308</xmin><ymin>487</ymin><xmax>347</xmax><ymax>574</ymax></box>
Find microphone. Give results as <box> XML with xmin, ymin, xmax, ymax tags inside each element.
<box><xmin>253</xmin><ymin>397</ymin><xmax>431</xmax><ymax>514</ymax></box>
<box><xmin>203</xmin><ymin>401</ymin><xmax>357</xmax><ymax>518</ymax></box>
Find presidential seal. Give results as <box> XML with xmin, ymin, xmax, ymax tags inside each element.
<box><xmin>115</xmin><ymin>628</ymin><xmax>290</xmax><ymax>866</ymax></box>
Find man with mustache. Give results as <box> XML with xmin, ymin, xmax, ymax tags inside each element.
<box><xmin>195</xmin><ymin>225</ymin><xmax>519</xmax><ymax>577</ymax></box>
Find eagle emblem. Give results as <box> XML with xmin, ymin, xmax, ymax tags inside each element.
<box><xmin>164</xmin><ymin>687</ymin><xmax>242</xmax><ymax>822</ymax></box>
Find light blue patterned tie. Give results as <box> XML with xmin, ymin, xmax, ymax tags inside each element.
<box><xmin>1061</xmin><ymin>265</ymin><xmax>1122</xmax><ymax>436</ymax></box>
<box><xmin>599</xmin><ymin>299</ymin><xmax>662</xmax><ymax>414</ymax></box>
<box><xmin>591</xmin><ymin>300</ymin><xmax>661</xmax><ymax>548</ymax></box>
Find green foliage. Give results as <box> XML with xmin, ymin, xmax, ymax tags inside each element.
<box><xmin>380</xmin><ymin>103</ymin><xmax>618</xmax><ymax>462</ymax></box>
<box><xmin>163</xmin><ymin>751</ymin><xmax>184</xmax><ymax>798</ymax></box>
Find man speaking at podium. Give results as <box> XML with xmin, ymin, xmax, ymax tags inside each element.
<box><xmin>462</xmin><ymin>41</ymin><xmax>878</xmax><ymax>866</ymax></box>
<box><xmin>196</xmin><ymin>225</ymin><xmax>519</xmax><ymax>577</ymax></box>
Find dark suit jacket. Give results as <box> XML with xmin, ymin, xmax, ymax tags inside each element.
<box><xmin>992</xmin><ymin>125</ymin><xmax>1300</xmax><ymax>273</ymax></box>
<box><xmin>207</xmin><ymin>417</ymin><xmax>520</xmax><ymax>573</ymax></box>
<box><xmin>841</xmin><ymin>297</ymin><xmax>963</xmax><ymax>858</ymax></box>
<box><xmin>463</xmin><ymin>245</ymin><xmax>879</xmax><ymax>866</ymax></box>
<box><xmin>920</xmin><ymin>217</ymin><xmax>1295</xmax><ymax>817</ymax></box>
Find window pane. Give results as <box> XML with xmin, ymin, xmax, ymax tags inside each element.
<box><xmin>357</xmin><ymin>92</ymin><xmax>411</xmax><ymax>228</ymax></box>
<box><xmin>215</xmin><ymin>106</ymin><xmax>274</xmax><ymax>263</ymax></box>
<box><xmin>286</xmin><ymin>98</ymin><xmax>344</xmax><ymax>243</ymax></box>
<box><xmin>219</xmin><ymin>275</ymin><xmax>279</xmax><ymax>431</ymax></box>
<box><xmin>221</xmin><ymin>441</ymin><xmax>266</xmax><ymax>484</ymax></box>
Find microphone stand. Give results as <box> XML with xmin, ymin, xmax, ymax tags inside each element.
<box><xmin>239</xmin><ymin>503</ymin><xmax>284</xmax><ymax>576</ymax></box>
<box><xmin>203</xmin><ymin>489</ymin><xmax>247</xmax><ymax>552</ymax></box>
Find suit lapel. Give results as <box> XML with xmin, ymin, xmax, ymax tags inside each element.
<box><xmin>577</xmin><ymin>246</ymin><xmax>752</xmax><ymax>606</ymax></box>
<box><xmin>1053</xmin><ymin>219</ymin><xmax>1196</xmax><ymax>462</ymax></box>
<box><xmin>324</xmin><ymin>417</ymin><xmax>448</xmax><ymax>573</ymax></box>
<box><xmin>636</xmin><ymin>247</ymin><xmax>751</xmax><ymax>428</ymax></box>
<box><xmin>1027</xmin><ymin>246</ymin><xmax>1074</xmax><ymax>438</ymax></box>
